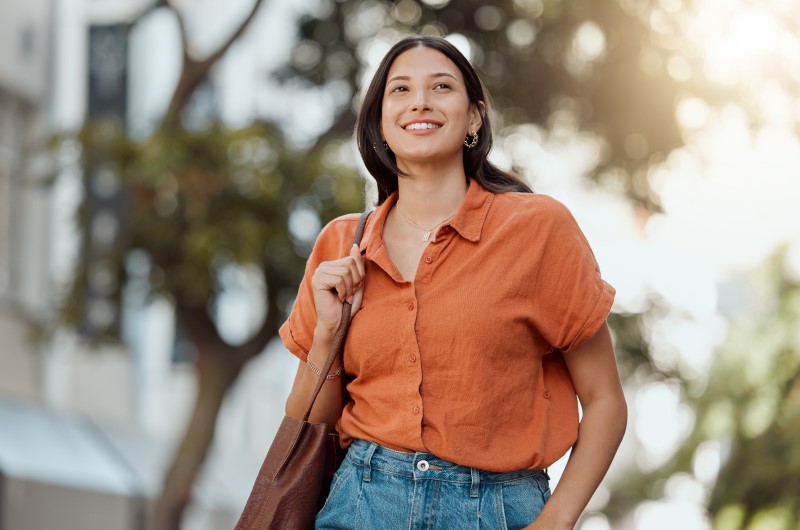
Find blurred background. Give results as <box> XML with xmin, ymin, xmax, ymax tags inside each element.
<box><xmin>1</xmin><ymin>0</ymin><xmax>799</xmax><ymax>529</ymax></box>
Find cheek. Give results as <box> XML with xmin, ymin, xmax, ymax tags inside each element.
<box><xmin>381</xmin><ymin>103</ymin><xmax>400</xmax><ymax>136</ymax></box>
<box><xmin>381</xmin><ymin>100</ymin><xmax>398</xmax><ymax>121</ymax></box>
<box><xmin>380</xmin><ymin>116</ymin><xmax>390</xmax><ymax>140</ymax></box>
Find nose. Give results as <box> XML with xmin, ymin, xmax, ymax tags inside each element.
<box><xmin>411</xmin><ymin>90</ymin><xmax>431</xmax><ymax>111</ymax></box>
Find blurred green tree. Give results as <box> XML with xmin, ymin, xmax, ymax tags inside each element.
<box><xmin>604</xmin><ymin>253</ymin><xmax>800</xmax><ymax>529</ymax></box>
<box><xmin>285</xmin><ymin>0</ymin><xmax>695</xmax><ymax>207</ymax></box>
<box><xmin>69</xmin><ymin>122</ymin><xmax>363</xmax><ymax>530</ymax></box>
<box><xmin>62</xmin><ymin>1</ymin><xmax>364</xmax><ymax>529</ymax></box>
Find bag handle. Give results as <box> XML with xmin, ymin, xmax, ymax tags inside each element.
<box><xmin>302</xmin><ymin>210</ymin><xmax>372</xmax><ymax>422</ymax></box>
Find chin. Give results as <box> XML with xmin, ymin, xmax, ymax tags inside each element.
<box><xmin>395</xmin><ymin>145</ymin><xmax>460</xmax><ymax>165</ymax></box>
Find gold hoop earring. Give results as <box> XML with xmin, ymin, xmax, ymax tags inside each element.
<box><xmin>464</xmin><ymin>131</ymin><xmax>478</xmax><ymax>149</ymax></box>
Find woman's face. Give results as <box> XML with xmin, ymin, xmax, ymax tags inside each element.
<box><xmin>381</xmin><ymin>46</ymin><xmax>483</xmax><ymax>169</ymax></box>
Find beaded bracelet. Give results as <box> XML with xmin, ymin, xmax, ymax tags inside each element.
<box><xmin>307</xmin><ymin>358</ymin><xmax>342</xmax><ymax>380</ymax></box>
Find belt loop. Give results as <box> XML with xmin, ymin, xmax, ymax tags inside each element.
<box><xmin>361</xmin><ymin>442</ymin><xmax>378</xmax><ymax>482</ymax></box>
<box><xmin>470</xmin><ymin>467</ymin><xmax>480</xmax><ymax>498</ymax></box>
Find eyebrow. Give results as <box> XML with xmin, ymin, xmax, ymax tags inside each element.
<box><xmin>387</xmin><ymin>72</ymin><xmax>459</xmax><ymax>84</ymax></box>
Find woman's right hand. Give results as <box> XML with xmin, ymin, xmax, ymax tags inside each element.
<box><xmin>311</xmin><ymin>244</ymin><xmax>366</xmax><ymax>334</ymax></box>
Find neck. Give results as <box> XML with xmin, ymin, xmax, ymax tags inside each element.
<box><xmin>394</xmin><ymin>167</ymin><xmax>469</xmax><ymax>227</ymax></box>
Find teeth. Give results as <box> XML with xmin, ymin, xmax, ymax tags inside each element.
<box><xmin>405</xmin><ymin>122</ymin><xmax>440</xmax><ymax>130</ymax></box>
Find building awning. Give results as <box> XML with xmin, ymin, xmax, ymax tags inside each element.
<box><xmin>0</xmin><ymin>398</ymin><xmax>259</xmax><ymax>530</ymax></box>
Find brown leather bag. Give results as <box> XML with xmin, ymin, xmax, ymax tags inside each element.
<box><xmin>234</xmin><ymin>211</ymin><xmax>371</xmax><ymax>530</ymax></box>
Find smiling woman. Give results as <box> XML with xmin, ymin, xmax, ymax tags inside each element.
<box><xmin>274</xmin><ymin>36</ymin><xmax>628</xmax><ymax>530</ymax></box>
<box><xmin>355</xmin><ymin>37</ymin><xmax>530</xmax><ymax>204</ymax></box>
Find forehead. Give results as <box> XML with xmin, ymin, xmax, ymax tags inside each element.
<box><xmin>386</xmin><ymin>46</ymin><xmax>463</xmax><ymax>81</ymax></box>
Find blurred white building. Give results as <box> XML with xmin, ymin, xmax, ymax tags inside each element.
<box><xmin>0</xmin><ymin>0</ymin><xmax>57</xmax><ymax>392</ymax></box>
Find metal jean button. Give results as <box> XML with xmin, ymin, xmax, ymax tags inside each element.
<box><xmin>416</xmin><ymin>460</ymin><xmax>430</xmax><ymax>472</ymax></box>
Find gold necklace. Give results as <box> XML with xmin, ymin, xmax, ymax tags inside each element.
<box><xmin>397</xmin><ymin>207</ymin><xmax>458</xmax><ymax>242</ymax></box>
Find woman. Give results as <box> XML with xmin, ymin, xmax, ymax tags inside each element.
<box><xmin>281</xmin><ymin>36</ymin><xmax>627</xmax><ymax>530</ymax></box>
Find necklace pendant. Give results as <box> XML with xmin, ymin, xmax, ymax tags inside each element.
<box><xmin>422</xmin><ymin>230</ymin><xmax>432</xmax><ymax>242</ymax></box>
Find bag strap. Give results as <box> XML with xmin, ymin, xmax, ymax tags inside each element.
<box><xmin>301</xmin><ymin>210</ymin><xmax>372</xmax><ymax>422</ymax></box>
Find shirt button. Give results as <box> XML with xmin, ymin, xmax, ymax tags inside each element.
<box><xmin>407</xmin><ymin>301</ymin><xmax>415</xmax><ymax>310</ymax></box>
<box><xmin>412</xmin><ymin>405</ymin><xmax>420</xmax><ymax>414</ymax></box>
<box><xmin>408</xmin><ymin>354</ymin><xmax>416</xmax><ymax>363</ymax></box>
<box><xmin>425</xmin><ymin>256</ymin><xmax>432</xmax><ymax>264</ymax></box>
<box><xmin>543</xmin><ymin>389</ymin><xmax>551</xmax><ymax>399</ymax></box>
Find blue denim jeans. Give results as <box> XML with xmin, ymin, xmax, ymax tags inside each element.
<box><xmin>315</xmin><ymin>439</ymin><xmax>551</xmax><ymax>530</ymax></box>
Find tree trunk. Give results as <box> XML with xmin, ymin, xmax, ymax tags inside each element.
<box><xmin>148</xmin><ymin>338</ymin><xmax>243</xmax><ymax>530</ymax></box>
<box><xmin>159</xmin><ymin>0</ymin><xmax>266</xmax><ymax>130</ymax></box>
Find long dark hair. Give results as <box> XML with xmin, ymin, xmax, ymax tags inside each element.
<box><xmin>355</xmin><ymin>36</ymin><xmax>532</xmax><ymax>204</ymax></box>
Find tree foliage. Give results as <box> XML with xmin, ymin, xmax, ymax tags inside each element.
<box><xmin>601</xmin><ymin>252</ymin><xmax>800</xmax><ymax>529</ymax></box>
<box><xmin>283</xmin><ymin>0</ymin><xmax>693</xmax><ymax>206</ymax></box>
<box><xmin>64</xmin><ymin>120</ymin><xmax>363</xmax><ymax>530</ymax></box>
<box><xmin>64</xmin><ymin>121</ymin><xmax>363</xmax><ymax>333</ymax></box>
<box><xmin>61</xmin><ymin>2</ymin><xmax>365</xmax><ymax>528</ymax></box>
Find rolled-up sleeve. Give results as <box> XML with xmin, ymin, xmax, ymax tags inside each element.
<box><xmin>278</xmin><ymin>216</ymin><xmax>358</xmax><ymax>361</ymax></box>
<box><xmin>529</xmin><ymin>199</ymin><xmax>615</xmax><ymax>352</ymax></box>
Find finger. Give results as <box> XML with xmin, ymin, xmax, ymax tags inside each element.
<box><xmin>350</xmin><ymin>287</ymin><xmax>364</xmax><ymax>317</ymax></box>
<box><xmin>312</xmin><ymin>264</ymin><xmax>348</xmax><ymax>288</ymax></box>
<box><xmin>345</xmin><ymin>257</ymin><xmax>362</xmax><ymax>293</ymax></box>
<box><xmin>344</xmin><ymin>247</ymin><xmax>364</xmax><ymax>290</ymax></box>
<box><xmin>350</xmin><ymin>244</ymin><xmax>366</xmax><ymax>281</ymax></box>
<box><xmin>339</xmin><ymin>271</ymin><xmax>354</xmax><ymax>301</ymax></box>
<box><xmin>326</xmin><ymin>266</ymin><xmax>353</xmax><ymax>301</ymax></box>
<box><xmin>320</xmin><ymin>255</ymin><xmax>360</xmax><ymax>284</ymax></box>
<box><xmin>313</xmin><ymin>266</ymin><xmax>353</xmax><ymax>300</ymax></box>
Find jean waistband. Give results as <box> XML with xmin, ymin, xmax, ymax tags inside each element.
<box><xmin>346</xmin><ymin>439</ymin><xmax>548</xmax><ymax>486</ymax></box>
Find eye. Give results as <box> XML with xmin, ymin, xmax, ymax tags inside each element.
<box><xmin>390</xmin><ymin>85</ymin><xmax>408</xmax><ymax>93</ymax></box>
<box><xmin>434</xmin><ymin>83</ymin><xmax>452</xmax><ymax>90</ymax></box>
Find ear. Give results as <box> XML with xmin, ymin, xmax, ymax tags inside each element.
<box><xmin>469</xmin><ymin>101</ymin><xmax>485</xmax><ymax>132</ymax></box>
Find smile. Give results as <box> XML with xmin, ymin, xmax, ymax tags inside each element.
<box><xmin>403</xmin><ymin>122</ymin><xmax>441</xmax><ymax>130</ymax></box>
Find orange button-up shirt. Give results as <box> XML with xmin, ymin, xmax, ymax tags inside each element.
<box><xmin>279</xmin><ymin>179</ymin><xmax>615</xmax><ymax>472</ymax></box>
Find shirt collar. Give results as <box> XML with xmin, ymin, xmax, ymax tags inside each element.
<box><xmin>448</xmin><ymin>179</ymin><xmax>494</xmax><ymax>242</ymax></box>
<box><xmin>360</xmin><ymin>179</ymin><xmax>494</xmax><ymax>259</ymax></box>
